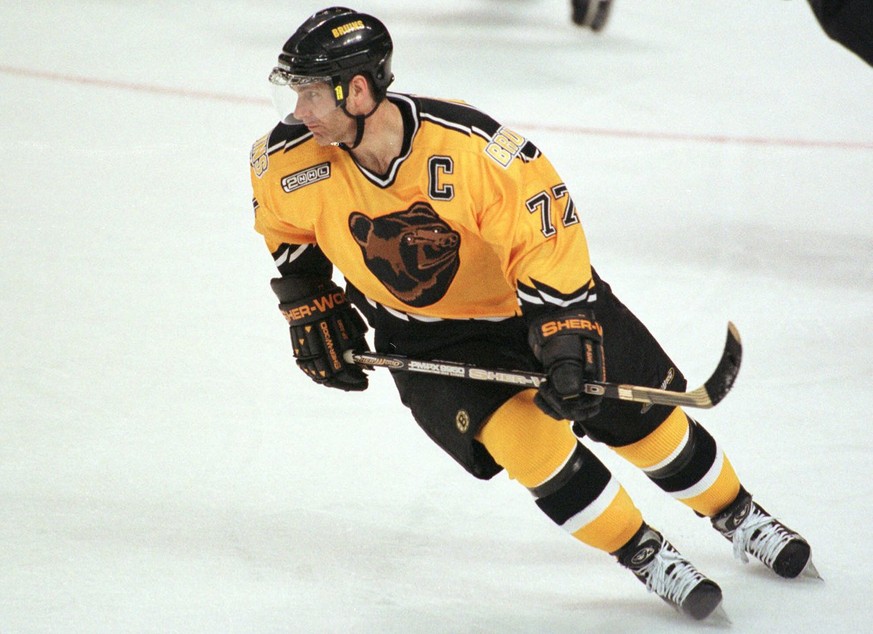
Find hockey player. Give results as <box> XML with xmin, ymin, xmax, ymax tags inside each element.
<box><xmin>250</xmin><ymin>7</ymin><xmax>816</xmax><ymax>621</ymax></box>
<box><xmin>572</xmin><ymin>0</ymin><xmax>612</xmax><ymax>31</ymax></box>
<box><xmin>573</xmin><ymin>0</ymin><xmax>873</xmax><ymax>66</ymax></box>
<box><xmin>807</xmin><ymin>0</ymin><xmax>873</xmax><ymax>66</ymax></box>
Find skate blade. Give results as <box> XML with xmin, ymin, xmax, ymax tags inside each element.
<box><xmin>801</xmin><ymin>558</ymin><xmax>823</xmax><ymax>581</ymax></box>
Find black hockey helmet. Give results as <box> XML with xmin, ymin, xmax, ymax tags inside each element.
<box><xmin>270</xmin><ymin>7</ymin><xmax>394</xmax><ymax>109</ymax></box>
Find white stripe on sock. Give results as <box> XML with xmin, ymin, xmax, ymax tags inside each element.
<box><xmin>562</xmin><ymin>477</ymin><xmax>621</xmax><ymax>534</ymax></box>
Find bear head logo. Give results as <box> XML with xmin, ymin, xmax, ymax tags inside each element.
<box><xmin>349</xmin><ymin>202</ymin><xmax>461</xmax><ymax>308</ymax></box>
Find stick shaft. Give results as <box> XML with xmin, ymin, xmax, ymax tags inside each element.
<box><xmin>344</xmin><ymin>322</ymin><xmax>741</xmax><ymax>410</ymax></box>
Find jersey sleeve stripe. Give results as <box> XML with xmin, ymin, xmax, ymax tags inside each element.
<box><xmin>273</xmin><ymin>243</ymin><xmax>311</xmax><ymax>267</ymax></box>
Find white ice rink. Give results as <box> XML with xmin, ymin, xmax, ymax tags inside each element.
<box><xmin>2</xmin><ymin>1</ymin><xmax>872</xmax><ymax>632</ymax></box>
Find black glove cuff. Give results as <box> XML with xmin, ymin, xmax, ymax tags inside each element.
<box><xmin>270</xmin><ymin>275</ymin><xmax>335</xmax><ymax>303</ymax></box>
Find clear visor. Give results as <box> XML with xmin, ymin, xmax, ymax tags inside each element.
<box><xmin>268</xmin><ymin>67</ymin><xmax>342</xmax><ymax>125</ymax></box>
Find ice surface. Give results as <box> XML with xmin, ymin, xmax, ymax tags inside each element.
<box><xmin>2</xmin><ymin>1</ymin><xmax>871</xmax><ymax>632</ymax></box>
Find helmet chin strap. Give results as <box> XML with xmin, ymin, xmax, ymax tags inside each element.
<box><xmin>338</xmin><ymin>100</ymin><xmax>382</xmax><ymax>150</ymax></box>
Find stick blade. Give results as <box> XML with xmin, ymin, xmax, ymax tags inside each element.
<box><xmin>702</xmin><ymin>321</ymin><xmax>742</xmax><ymax>407</ymax></box>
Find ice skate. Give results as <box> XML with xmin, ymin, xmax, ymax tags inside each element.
<box><xmin>712</xmin><ymin>488</ymin><xmax>819</xmax><ymax>579</ymax></box>
<box><xmin>614</xmin><ymin>524</ymin><xmax>724</xmax><ymax>621</ymax></box>
<box><xmin>571</xmin><ymin>0</ymin><xmax>613</xmax><ymax>32</ymax></box>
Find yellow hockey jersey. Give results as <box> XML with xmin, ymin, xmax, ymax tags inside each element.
<box><xmin>250</xmin><ymin>93</ymin><xmax>594</xmax><ymax>321</ymax></box>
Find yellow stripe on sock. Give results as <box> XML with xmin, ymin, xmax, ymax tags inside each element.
<box><xmin>679</xmin><ymin>454</ymin><xmax>741</xmax><ymax>517</ymax></box>
<box><xmin>611</xmin><ymin>407</ymin><xmax>688</xmax><ymax>469</ymax></box>
<box><xmin>570</xmin><ymin>484</ymin><xmax>643</xmax><ymax>553</ymax></box>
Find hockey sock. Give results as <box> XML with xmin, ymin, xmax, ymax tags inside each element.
<box><xmin>478</xmin><ymin>390</ymin><xmax>642</xmax><ymax>553</ymax></box>
<box><xmin>611</xmin><ymin>408</ymin><xmax>741</xmax><ymax>517</ymax></box>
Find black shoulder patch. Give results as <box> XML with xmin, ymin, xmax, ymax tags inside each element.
<box><xmin>416</xmin><ymin>96</ymin><xmax>501</xmax><ymax>138</ymax></box>
<box><xmin>268</xmin><ymin>122</ymin><xmax>313</xmax><ymax>155</ymax></box>
<box><xmin>414</xmin><ymin>95</ymin><xmax>541</xmax><ymax>162</ymax></box>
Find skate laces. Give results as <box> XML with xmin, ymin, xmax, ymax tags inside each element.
<box><xmin>731</xmin><ymin>505</ymin><xmax>793</xmax><ymax>566</ymax></box>
<box><xmin>638</xmin><ymin>544</ymin><xmax>704</xmax><ymax>606</ymax></box>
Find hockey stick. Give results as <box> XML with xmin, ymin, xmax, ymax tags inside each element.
<box><xmin>344</xmin><ymin>322</ymin><xmax>742</xmax><ymax>410</ymax></box>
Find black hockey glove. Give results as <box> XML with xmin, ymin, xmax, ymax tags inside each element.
<box><xmin>271</xmin><ymin>276</ymin><xmax>369</xmax><ymax>392</ymax></box>
<box><xmin>528</xmin><ymin>308</ymin><xmax>606</xmax><ymax>421</ymax></box>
